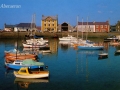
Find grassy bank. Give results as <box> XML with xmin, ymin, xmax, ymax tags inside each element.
<box><xmin>0</xmin><ymin>32</ymin><xmax>119</xmax><ymax>39</ymax></box>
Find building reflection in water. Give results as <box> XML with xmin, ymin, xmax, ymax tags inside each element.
<box><xmin>49</xmin><ymin>39</ymin><xmax>58</xmax><ymax>53</ymax></box>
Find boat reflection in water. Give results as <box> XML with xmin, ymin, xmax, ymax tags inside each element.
<box><xmin>14</xmin><ymin>77</ymin><xmax>49</xmax><ymax>89</ymax></box>
<box><xmin>77</xmin><ymin>49</ymin><xmax>102</xmax><ymax>57</ymax></box>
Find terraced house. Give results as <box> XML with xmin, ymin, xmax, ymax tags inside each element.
<box><xmin>77</xmin><ymin>21</ymin><xmax>109</xmax><ymax>32</ymax></box>
<box><xmin>116</xmin><ymin>21</ymin><xmax>120</xmax><ymax>32</ymax></box>
<box><xmin>41</xmin><ymin>15</ymin><xmax>58</xmax><ymax>32</ymax></box>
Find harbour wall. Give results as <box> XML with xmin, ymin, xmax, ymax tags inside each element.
<box><xmin>0</xmin><ymin>32</ymin><xmax>119</xmax><ymax>39</ymax></box>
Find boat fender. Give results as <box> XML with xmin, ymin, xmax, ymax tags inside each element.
<box><xmin>45</xmin><ymin>66</ymin><xmax>48</xmax><ymax>69</ymax></box>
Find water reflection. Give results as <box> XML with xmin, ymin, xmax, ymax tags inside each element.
<box><xmin>2</xmin><ymin>38</ymin><xmax>120</xmax><ymax>90</ymax></box>
<box><xmin>14</xmin><ymin>78</ymin><xmax>49</xmax><ymax>89</ymax></box>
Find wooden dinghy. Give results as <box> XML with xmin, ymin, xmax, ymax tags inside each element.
<box><xmin>5</xmin><ymin>56</ymin><xmax>36</xmax><ymax>63</ymax></box>
<box><xmin>5</xmin><ymin>52</ymin><xmax>37</xmax><ymax>57</ymax></box>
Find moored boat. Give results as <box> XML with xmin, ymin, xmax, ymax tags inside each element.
<box><xmin>5</xmin><ymin>59</ymin><xmax>44</xmax><ymax>69</ymax></box>
<box><xmin>114</xmin><ymin>50</ymin><xmax>120</xmax><ymax>56</ymax></box>
<box><xmin>104</xmin><ymin>37</ymin><xmax>119</xmax><ymax>42</ymax></box>
<box><xmin>59</xmin><ymin>35</ymin><xmax>77</xmax><ymax>41</ymax></box>
<box><xmin>78</xmin><ymin>44</ymin><xmax>104</xmax><ymax>50</ymax></box>
<box><xmin>98</xmin><ymin>53</ymin><xmax>108</xmax><ymax>60</ymax></box>
<box><xmin>109</xmin><ymin>41</ymin><xmax>120</xmax><ymax>46</ymax></box>
<box><xmin>14</xmin><ymin>67</ymin><xmax>49</xmax><ymax>79</ymax></box>
<box><xmin>22</xmin><ymin>43</ymin><xmax>48</xmax><ymax>48</ymax></box>
<box><xmin>5</xmin><ymin>56</ymin><xmax>37</xmax><ymax>63</ymax></box>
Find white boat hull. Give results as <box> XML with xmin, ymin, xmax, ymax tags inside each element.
<box><xmin>23</xmin><ymin>43</ymin><xmax>47</xmax><ymax>48</ymax></box>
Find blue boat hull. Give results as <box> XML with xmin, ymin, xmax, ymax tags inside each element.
<box><xmin>5</xmin><ymin>64</ymin><xmax>41</xmax><ymax>69</ymax></box>
<box><xmin>78</xmin><ymin>46</ymin><xmax>104</xmax><ymax>50</ymax></box>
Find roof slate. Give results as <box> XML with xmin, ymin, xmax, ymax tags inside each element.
<box><xmin>5</xmin><ymin>24</ymin><xmax>16</xmax><ymax>28</ymax></box>
<box><xmin>42</xmin><ymin>15</ymin><xmax>57</xmax><ymax>20</ymax></box>
<box><xmin>16</xmin><ymin>23</ymin><xmax>36</xmax><ymax>27</ymax></box>
<box><xmin>78</xmin><ymin>21</ymin><xmax>109</xmax><ymax>25</ymax></box>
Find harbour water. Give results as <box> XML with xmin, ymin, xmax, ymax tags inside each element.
<box><xmin>0</xmin><ymin>38</ymin><xmax>120</xmax><ymax>90</ymax></box>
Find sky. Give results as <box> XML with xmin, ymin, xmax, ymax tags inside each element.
<box><xmin>0</xmin><ymin>0</ymin><xmax>120</xmax><ymax>29</ymax></box>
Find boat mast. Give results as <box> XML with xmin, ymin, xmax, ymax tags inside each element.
<box><xmin>30</xmin><ymin>15</ymin><xmax>33</xmax><ymax>36</ymax></box>
<box><xmin>86</xmin><ymin>17</ymin><xmax>88</xmax><ymax>40</ymax></box>
<box><xmin>30</xmin><ymin>14</ymin><xmax>35</xmax><ymax>36</ymax></box>
<box><xmin>82</xmin><ymin>18</ymin><xmax>83</xmax><ymax>40</ymax></box>
<box><xmin>77</xmin><ymin>16</ymin><xmax>79</xmax><ymax>39</ymax></box>
<box><xmin>16</xmin><ymin>29</ymin><xmax>19</xmax><ymax>59</ymax></box>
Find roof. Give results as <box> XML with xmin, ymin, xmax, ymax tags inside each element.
<box><xmin>5</xmin><ymin>24</ymin><xmax>16</xmax><ymax>28</ymax></box>
<box><xmin>42</xmin><ymin>15</ymin><xmax>58</xmax><ymax>20</ymax></box>
<box><xmin>22</xmin><ymin>59</ymin><xmax>44</xmax><ymax>66</ymax></box>
<box><xmin>36</xmin><ymin>26</ymin><xmax>41</xmax><ymax>30</ymax></box>
<box><xmin>16</xmin><ymin>23</ymin><xmax>36</xmax><ymax>27</ymax></box>
<box><xmin>78</xmin><ymin>21</ymin><xmax>109</xmax><ymax>25</ymax></box>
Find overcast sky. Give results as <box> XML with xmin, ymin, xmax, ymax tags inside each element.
<box><xmin>0</xmin><ymin>0</ymin><xmax>120</xmax><ymax>29</ymax></box>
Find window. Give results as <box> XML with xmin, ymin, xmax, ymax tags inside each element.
<box><xmin>102</xmin><ymin>29</ymin><xmax>106</xmax><ymax>32</ymax></box>
<box><xmin>21</xmin><ymin>70</ymin><xmax>26</xmax><ymax>73</ymax></box>
<box><xmin>96</xmin><ymin>25</ymin><xmax>99</xmax><ymax>28</ymax></box>
<box><xmin>96</xmin><ymin>29</ymin><xmax>99</xmax><ymax>32</ymax></box>
<box><xmin>104</xmin><ymin>25</ymin><xmax>107</xmax><ymax>28</ymax></box>
<box><xmin>100</xmin><ymin>25</ymin><xmax>103</xmax><ymax>28</ymax></box>
<box><xmin>15</xmin><ymin>63</ymin><xmax>20</xmax><ymax>65</ymax></box>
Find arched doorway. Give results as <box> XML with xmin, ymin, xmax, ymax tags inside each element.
<box><xmin>61</xmin><ymin>22</ymin><xmax>68</xmax><ymax>31</ymax></box>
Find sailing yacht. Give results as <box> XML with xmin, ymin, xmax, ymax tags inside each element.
<box><xmin>74</xmin><ymin>17</ymin><xmax>104</xmax><ymax>50</ymax></box>
<box><xmin>23</xmin><ymin>14</ymin><xmax>48</xmax><ymax>48</ymax></box>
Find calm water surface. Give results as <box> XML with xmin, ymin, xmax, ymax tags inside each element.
<box><xmin>0</xmin><ymin>39</ymin><xmax>120</xmax><ymax>90</ymax></box>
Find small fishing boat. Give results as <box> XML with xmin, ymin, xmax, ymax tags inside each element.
<box><xmin>5</xmin><ymin>51</ymin><xmax>37</xmax><ymax>56</ymax></box>
<box><xmin>98</xmin><ymin>53</ymin><xmax>108</xmax><ymax>60</ymax></box>
<box><xmin>22</xmin><ymin>43</ymin><xmax>48</xmax><ymax>48</ymax></box>
<box><xmin>14</xmin><ymin>67</ymin><xmax>49</xmax><ymax>78</ymax></box>
<box><xmin>5</xmin><ymin>59</ymin><xmax>44</xmax><ymax>69</ymax></box>
<box><xmin>104</xmin><ymin>37</ymin><xmax>119</xmax><ymax>42</ymax></box>
<box><xmin>5</xmin><ymin>49</ymin><xmax>38</xmax><ymax>59</ymax></box>
<box><xmin>5</xmin><ymin>56</ymin><xmax>36</xmax><ymax>62</ymax></box>
<box><xmin>78</xmin><ymin>44</ymin><xmax>104</xmax><ymax>50</ymax></box>
<box><xmin>114</xmin><ymin>50</ymin><xmax>120</xmax><ymax>56</ymax></box>
<box><xmin>42</xmin><ymin>50</ymin><xmax>51</xmax><ymax>53</ymax></box>
<box><xmin>109</xmin><ymin>41</ymin><xmax>120</xmax><ymax>46</ymax></box>
<box><xmin>59</xmin><ymin>35</ymin><xmax>77</xmax><ymax>41</ymax></box>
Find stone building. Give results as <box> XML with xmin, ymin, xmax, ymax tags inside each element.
<box><xmin>116</xmin><ymin>21</ymin><xmax>120</xmax><ymax>32</ymax></box>
<box><xmin>77</xmin><ymin>21</ymin><xmax>109</xmax><ymax>32</ymax></box>
<box><xmin>4</xmin><ymin>23</ymin><xmax>15</xmax><ymax>31</ymax></box>
<box><xmin>41</xmin><ymin>15</ymin><xmax>58</xmax><ymax>32</ymax></box>
<box><xmin>58</xmin><ymin>22</ymin><xmax>73</xmax><ymax>32</ymax></box>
